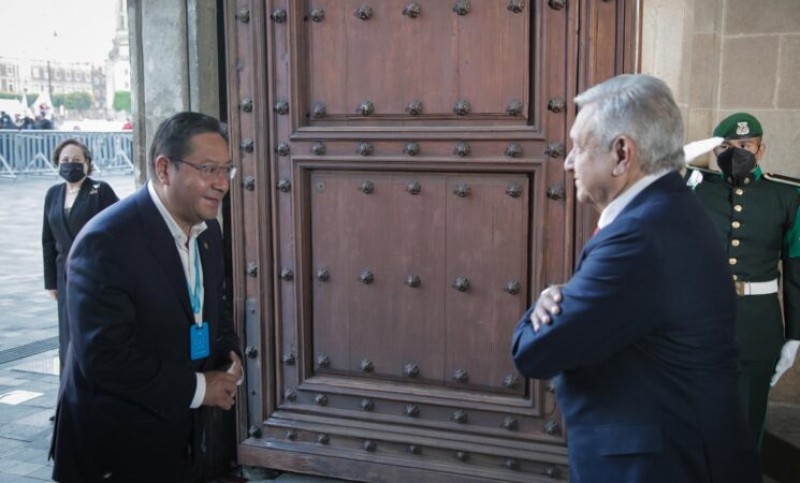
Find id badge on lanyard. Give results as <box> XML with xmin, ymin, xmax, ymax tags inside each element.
<box><xmin>187</xmin><ymin>239</ymin><xmax>210</xmax><ymax>360</ymax></box>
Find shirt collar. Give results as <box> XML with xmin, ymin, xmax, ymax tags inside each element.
<box><xmin>147</xmin><ymin>180</ymin><xmax>207</xmax><ymax>244</ymax></box>
<box><xmin>597</xmin><ymin>169</ymin><xmax>672</xmax><ymax>229</ymax></box>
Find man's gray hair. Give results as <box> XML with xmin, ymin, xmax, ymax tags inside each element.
<box><xmin>574</xmin><ymin>74</ymin><xmax>685</xmax><ymax>173</ymax></box>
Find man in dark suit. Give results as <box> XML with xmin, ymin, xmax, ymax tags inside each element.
<box><xmin>51</xmin><ymin>112</ymin><xmax>243</xmax><ymax>482</ymax></box>
<box><xmin>511</xmin><ymin>74</ymin><xmax>762</xmax><ymax>482</ymax></box>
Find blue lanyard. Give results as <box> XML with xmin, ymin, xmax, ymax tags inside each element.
<box><xmin>187</xmin><ymin>238</ymin><xmax>203</xmax><ymax>326</ymax></box>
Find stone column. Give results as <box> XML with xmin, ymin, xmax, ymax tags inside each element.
<box><xmin>128</xmin><ymin>0</ymin><xmax>220</xmax><ymax>185</ymax></box>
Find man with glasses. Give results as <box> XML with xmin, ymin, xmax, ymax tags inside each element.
<box><xmin>51</xmin><ymin>112</ymin><xmax>243</xmax><ymax>482</ymax></box>
<box><xmin>687</xmin><ymin>112</ymin><xmax>800</xmax><ymax>447</ymax></box>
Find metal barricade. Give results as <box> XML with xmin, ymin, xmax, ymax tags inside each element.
<box><xmin>0</xmin><ymin>130</ymin><xmax>135</xmax><ymax>179</ymax></box>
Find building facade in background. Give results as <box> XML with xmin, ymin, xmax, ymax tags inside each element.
<box><xmin>0</xmin><ymin>57</ymin><xmax>104</xmax><ymax>112</ymax></box>
<box><xmin>0</xmin><ymin>0</ymin><xmax>129</xmax><ymax>118</ymax></box>
<box><xmin>105</xmin><ymin>0</ymin><xmax>130</xmax><ymax>111</ymax></box>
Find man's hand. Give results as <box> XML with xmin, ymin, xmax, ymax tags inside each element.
<box><xmin>771</xmin><ymin>340</ymin><xmax>800</xmax><ymax>387</ymax></box>
<box><xmin>529</xmin><ymin>284</ymin><xmax>564</xmax><ymax>332</ymax></box>
<box><xmin>202</xmin><ymin>371</ymin><xmax>238</xmax><ymax>410</ymax></box>
<box><xmin>47</xmin><ymin>289</ymin><xmax>57</xmax><ymax>300</ymax></box>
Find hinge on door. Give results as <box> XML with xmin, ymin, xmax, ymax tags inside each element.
<box><xmin>244</xmin><ymin>298</ymin><xmax>262</xmax><ymax>432</ymax></box>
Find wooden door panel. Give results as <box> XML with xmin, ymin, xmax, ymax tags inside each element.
<box><xmin>311</xmin><ymin>172</ymin><xmax>448</xmax><ymax>380</ymax></box>
<box><xmin>311</xmin><ymin>171</ymin><xmax>526</xmax><ymax>388</ymax></box>
<box><xmin>227</xmin><ymin>0</ymin><xmax>637</xmax><ymax>480</ymax></box>
<box><xmin>455</xmin><ymin>4</ymin><xmax>529</xmax><ymax>114</ymax></box>
<box><xmin>306</xmin><ymin>0</ymin><xmax>530</xmax><ymax>120</ymax></box>
<box><xmin>444</xmin><ymin>174</ymin><xmax>529</xmax><ymax>393</ymax></box>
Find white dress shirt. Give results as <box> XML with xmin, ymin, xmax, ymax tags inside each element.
<box><xmin>597</xmin><ymin>169</ymin><xmax>672</xmax><ymax>230</ymax></box>
<box><xmin>147</xmin><ymin>181</ymin><xmax>208</xmax><ymax>409</ymax></box>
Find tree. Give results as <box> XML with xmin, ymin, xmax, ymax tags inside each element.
<box><xmin>113</xmin><ymin>90</ymin><xmax>131</xmax><ymax>113</ymax></box>
<box><xmin>52</xmin><ymin>92</ymin><xmax>93</xmax><ymax>111</ymax></box>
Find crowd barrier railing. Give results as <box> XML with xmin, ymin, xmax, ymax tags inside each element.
<box><xmin>0</xmin><ymin>130</ymin><xmax>134</xmax><ymax>179</ymax></box>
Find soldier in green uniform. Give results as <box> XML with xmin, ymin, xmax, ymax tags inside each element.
<box><xmin>686</xmin><ymin>112</ymin><xmax>800</xmax><ymax>446</ymax></box>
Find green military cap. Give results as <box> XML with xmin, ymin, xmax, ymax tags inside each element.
<box><xmin>713</xmin><ymin>112</ymin><xmax>763</xmax><ymax>139</ymax></box>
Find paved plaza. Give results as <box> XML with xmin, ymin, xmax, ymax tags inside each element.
<box><xmin>0</xmin><ymin>172</ymin><xmax>135</xmax><ymax>482</ymax></box>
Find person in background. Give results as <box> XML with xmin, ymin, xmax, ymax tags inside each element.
<box><xmin>0</xmin><ymin>110</ymin><xmax>14</xmax><ymax>129</ymax></box>
<box><xmin>34</xmin><ymin>112</ymin><xmax>54</xmax><ymax>130</ymax></box>
<box><xmin>42</xmin><ymin>139</ymin><xmax>118</xmax><ymax>371</ymax></box>
<box><xmin>512</xmin><ymin>74</ymin><xmax>761</xmax><ymax>482</ymax></box>
<box><xmin>50</xmin><ymin>112</ymin><xmax>243</xmax><ymax>482</ymax></box>
<box><xmin>685</xmin><ymin>112</ymin><xmax>800</xmax><ymax>447</ymax></box>
<box><xmin>19</xmin><ymin>112</ymin><xmax>35</xmax><ymax>130</ymax></box>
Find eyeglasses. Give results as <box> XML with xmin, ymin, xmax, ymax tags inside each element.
<box><xmin>173</xmin><ymin>158</ymin><xmax>237</xmax><ymax>180</ymax></box>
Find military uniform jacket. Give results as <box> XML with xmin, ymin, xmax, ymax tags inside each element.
<box><xmin>688</xmin><ymin>166</ymin><xmax>800</xmax><ymax>360</ymax></box>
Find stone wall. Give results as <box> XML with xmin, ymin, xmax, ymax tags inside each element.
<box><xmin>644</xmin><ymin>0</ymin><xmax>800</xmax><ymax>176</ymax></box>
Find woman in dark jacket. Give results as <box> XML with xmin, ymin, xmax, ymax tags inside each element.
<box><xmin>42</xmin><ymin>139</ymin><xmax>118</xmax><ymax>369</ymax></box>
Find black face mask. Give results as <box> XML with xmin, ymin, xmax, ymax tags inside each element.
<box><xmin>716</xmin><ymin>146</ymin><xmax>756</xmax><ymax>185</ymax></box>
<box><xmin>59</xmin><ymin>162</ymin><xmax>86</xmax><ymax>183</ymax></box>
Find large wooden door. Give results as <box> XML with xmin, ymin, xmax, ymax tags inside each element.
<box><xmin>225</xmin><ymin>1</ymin><xmax>637</xmax><ymax>481</ymax></box>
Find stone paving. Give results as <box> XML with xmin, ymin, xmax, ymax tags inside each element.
<box><xmin>0</xmin><ymin>172</ymin><xmax>136</xmax><ymax>483</ymax></box>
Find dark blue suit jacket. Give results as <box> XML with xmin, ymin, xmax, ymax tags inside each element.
<box><xmin>512</xmin><ymin>172</ymin><xmax>761</xmax><ymax>483</ymax></box>
<box><xmin>51</xmin><ymin>187</ymin><xmax>239</xmax><ymax>482</ymax></box>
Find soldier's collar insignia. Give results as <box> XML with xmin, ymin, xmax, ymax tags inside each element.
<box><xmin>736</xmin><ymin>122</ymin><xmax>750</xmax><ymax>136</ymax></box>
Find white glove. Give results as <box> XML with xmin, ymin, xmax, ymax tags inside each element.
<box><xmin>683</xmin><ymin>136</ymin><xmax>723</xmax><ymax>163</ymax></box>
<box><xmin>770</xmin><ymin>340</ymin><xmax>800</xmax><ymax>387</ymax></box>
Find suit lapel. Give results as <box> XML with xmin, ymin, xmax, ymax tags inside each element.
<box><xmin>134</xmin><ymin>188</ymin><xmax>194</xmax><ymax>320</ymax></box>
<box><xmin>197</xmin><ymin>232</ymin><xmax>216</xmax><ymax>324</ymax></box>
<box><xmin>65</xmin><ymin>178</ymin><xmax>92</xmax><ymax>238</ymax></box>
<box><xmin>51</xmin><ymin>184</ymin><xmax>74</xmax><ymax>239</ymax></box>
